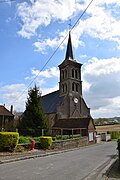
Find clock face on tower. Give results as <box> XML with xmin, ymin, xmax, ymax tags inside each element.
<box><xmin>74</xmin><ymin>97</ymin><xmax>78</xmax><ymax>104</ymax></box>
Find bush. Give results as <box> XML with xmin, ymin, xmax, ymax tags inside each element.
<box><xmin>15</xmin><ymin>145</ymin><xmax>25</xmax><ymax>152</ymax></box>
<box><xmin>55</xmin><ymin>134</ymin><xmax>81</xmax><ymax>141</ymax></box>
<box><xmin>0</xmin><ymin>132</ymin><xmax>19</xmax><ymax>151</ymax></box>
<box><xmin>40</xmin><ymin>136</ymin><xmax>52</xmax><ymax>149</ymax></box>
<box><xmin>110</xmin><ymin>131</ymin><xmax>120</xmax><ymax>140</ymax></box>
<box><xmin>33</xmin><ymin>137</ymin><xmax>40</xmax><ymax>143</ymax></box>
<box><xmin>19</xmin><ymin>136</ymin><xmax>31</xmax><ymax>144</ymax></box>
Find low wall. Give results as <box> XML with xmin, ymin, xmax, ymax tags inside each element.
<box><xmin>52</xmin><ymin>137</ymin><xmax>88</xmax><ymax>149</ymax></box>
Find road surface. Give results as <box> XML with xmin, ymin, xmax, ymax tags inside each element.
<box><xmin>0</xmin><ymin>141</ymin><xmax>117</xmax><ymax>180</ymax></box>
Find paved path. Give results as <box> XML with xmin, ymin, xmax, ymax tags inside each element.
<box><xmin>0</xmin><ymin>142</ymin><xmax>117</xmax><ymax>180</ymax></box>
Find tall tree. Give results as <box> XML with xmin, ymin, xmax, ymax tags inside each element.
<box><xmin>19</xmin><ymin>85</ymin><xmax>48</xmax><ymax>131</ymax></box>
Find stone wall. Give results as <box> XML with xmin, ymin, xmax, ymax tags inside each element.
<box><xmin>52</xmin><ymin>136</ymin><xmax>88</xmax><ymax>149</ymax></box>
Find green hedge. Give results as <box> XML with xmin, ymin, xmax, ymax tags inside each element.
<box><xmin>40</xmin><ymin>136</ymin><xmax>52</xmax><ymax>149</ymax></box>
<box><xmin>19</xmin><ymin>136</ymin><xmax>31</xmax><ymax>144</ymax></box>
<box><xmin>110</xmin><ymin>131</ymin><xmax>120</xmax><ymax>140</ymax></box>
<box><xmin>0</xmin><ymin>132</ymin><xmax>19</xmax><ymax>151</ymax></box>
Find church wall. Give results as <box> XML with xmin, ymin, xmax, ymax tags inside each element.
<box><xmin>88</xmin><ymin>119</ymin><xmax>96</xmax><ymax>132</ymax></box>
<box><xmin>81</xmin><ymin>98</ymin><xmax>90</xmax><ymax>117</ymax></box>
<box><xmin>46</xmin><ymin>113</ymin><xmax>56</xmax><ymax>128</ymax></box>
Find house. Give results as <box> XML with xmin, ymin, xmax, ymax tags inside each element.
<box><xmin>0</xmin><ymin>105</ymin><xmax>14</xmax><ymax>131</ymax></box>
<box><xmin>41</xmin><ymin>32</ymin><xmax>96</xmax><ymax>141</ymax></box>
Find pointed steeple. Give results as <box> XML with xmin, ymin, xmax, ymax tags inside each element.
<box><xmin>65</xmin><ymin>32</ymin><xmax>75</xmax><ymax>61</ymax></box>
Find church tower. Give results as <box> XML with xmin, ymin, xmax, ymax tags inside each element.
<box><xmin>41</xmin><ymin>31</ymin><xmax>95</xmax><ymax>138</ymax></box>
<box><xmin>57</xmin><ymin>32</ymin><xmax>90</xmax><ymax>119</ymax></box>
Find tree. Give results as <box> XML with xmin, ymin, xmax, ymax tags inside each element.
<box><xmin>19</xmin><ymin>85</ymin><xmax>48</xmax><ymax>134</ymax></box>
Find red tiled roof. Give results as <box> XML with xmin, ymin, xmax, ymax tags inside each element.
<box><xmin>0</xmin><ymin>105</ymin><xmax>13</xmax><ymax>116</ymax></box>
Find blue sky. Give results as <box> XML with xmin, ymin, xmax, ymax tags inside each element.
<box><xmin>0</xmin><ymin>0</ymin><xmax>120</xmax><ymax>118</ymax></box>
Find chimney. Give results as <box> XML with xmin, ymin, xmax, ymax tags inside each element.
<box><xmin>10</xmin><ymin>105</ymin><xmax>13</xmax><ymax>114</ymax></box>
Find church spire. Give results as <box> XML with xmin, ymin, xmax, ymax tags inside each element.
<box><xmin>65</xmin><ymin>32</ymin><xmax>74</xmax><ymax>61</ymax></box>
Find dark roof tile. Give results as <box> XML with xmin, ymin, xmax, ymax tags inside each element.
<box><xmin>0</xmin><ymin>106</ymin><xmax>14</xmax><ymax>116</ymax></box>
<box><xmin>53</xmin><ymin>118</ymin><xmax>91</xmax><ymax>129</ymax></box>
<box><xmin>41</xmin><ymin>90</ymin><xmax>63</xmax><ymax>113</ymax></box>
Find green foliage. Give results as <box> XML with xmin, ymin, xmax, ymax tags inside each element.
<box><xmin>40</xmin><ymin>136</ymin><xmax>52</xmax><ymax>149</ymax></box>
<box><xmin>19</xmin><ymin>136</ymin><xmax>31</xmax><ymax>144</ymax></box>
<box><xmin>110</xmin><ymin>131</ymin><xmax>120</xmax><ymax>140</ymax></box>
<box><xmin>0</xmin><ymin>132</ymin><xmax>19</xmax><ymax>151</ymax></box>
<box><xmin>94</xmin><ymin>117</ymin><xmax>120</xmax><ymax>126</ymax></box>
<box><xmin>55</xmin><ymin>134</ymin><xmax>81</xmax><ymax>141</ymax></box>
<box><xmin>15</xmin><ymin>145</ymin><xmax>25</xmax><ymax>152</ymax></box>
<box><xmin>33</xmin><ymin>137</ymin><xmax>40</xmax><ymax>143</ymax></box>
<box><xmin>56</xmin><ymin>135</ymin><xmax>70</xmax><ymax>140</ymax></box>
<box><xmin>19</xmin><ymin>85</ymin><xmax>48</xmax><ymax>135</ymax></box>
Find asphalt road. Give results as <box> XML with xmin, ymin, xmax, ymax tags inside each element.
<box><xmin>0</xmin><ymin>142</ymin><xmax>117</xmax><ymax>180</ymax></box>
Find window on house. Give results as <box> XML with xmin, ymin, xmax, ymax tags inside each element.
<box><xmin>65</xmin><ymin>83</ymin><xmax>67</xmax><ymax>92</ymax></box>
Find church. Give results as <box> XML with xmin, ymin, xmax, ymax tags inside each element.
<box><xmin>41</xmin><ymin>32</ymin><xmax>95</xmax><ymax>141</ymax></box>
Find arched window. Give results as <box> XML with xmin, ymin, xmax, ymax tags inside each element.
<box><xmin>72</xmin><ymin>83</ymin><xmax>75</xmax><ymax>91</ymax></box>
<box><xmin>61</xmin><ymin>70</ymin><xmax>64</xmax><ymax>79</ymax></box>
<box><xmin>72</xmin><ymin>69</ymin><xmax>74</xmax><ymax>78</ymax></box>
<box><xmin>65</xmin><ymin>69</ymin><xmax>67</xmax><ymax>79</ymax></box>
<box><xmin>76</xmin><ymin>84</ymin><xmax>79</xmax><ymax>92</ymax></box>
<box><xmin>75</xmin><ymin>70</ymin><xmax>78</xmax><ymax>79</ymax></box>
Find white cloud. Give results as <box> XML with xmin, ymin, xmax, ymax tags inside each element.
<box><xmin>33</xmin><ymin>30</ymin><xmax>83</xmax><ymax>53</ymax></box>
<box><xmin>0</xmin><ymin>67</ymin><xmax>59</xmax><ymax>112</ymax></box>
<box><xmin>33</xmin><ymin>37</ymin><xmax>61</xmax><ymax>53</ymax></box>
<box><xmin>0</xmin><ymin>84</ymin><xmax>27</xmax><ymax>112</ymax></box>
<box><xmin>82</xmin><ymin>57</ymin><xmax>120</xmax><ymax>118</ymax></box>
<box><xmin>17</xmin><ymin>0</ymin><xmax>81</xmax><ymax>39</ymax></box>
<box><xmin>30</xmin><ymin>67</ymin><xmax>59</xmax><ymax>78</ymax></box>
<box><xmin>41</xmin><ymin>85</ymin><xmax>59</xmax><ymax>96</ymax></box>
<box><xmin>16</xmin><ymin>0</ymin><xmax>120</xmax><ymax>51</ymax></box>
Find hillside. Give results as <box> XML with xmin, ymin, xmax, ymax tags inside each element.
<box><xmin>94</xmin><ymin>117</ymin><xmax>120</xmax><ymax>126</ymax></box>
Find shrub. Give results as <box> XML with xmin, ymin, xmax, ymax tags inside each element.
<box><xmin>40</xmin><ymin>136</ymin><xmax>52</xmax><ymax>149</ymax></box>
<box><xmin>55</xmin><ymin>134</ymin><xmax>81</xmax><ymax>141</ymax></box>
<box><xmin>110</xmin><ymin>131</ymin><xmax>120</xmax><ymax>140</ymax></box>
<box><xmin>15</xmin><ymin>145</ymin><xmax>25</xmax><ymax>152</ymax></box>
<box><xmin>0</xmin><ymin>132</ymin><xmax>19</xmax><ymax>151</ymax></box>
<box><xmin>33</xmin><ymin>137</ymin><xmax>40</xmax><ymax>143</ymax></box>
<box><xmin>19</xmin><ymin>136</ymin><xmax>31</xmax><ymax>144</ymax></box>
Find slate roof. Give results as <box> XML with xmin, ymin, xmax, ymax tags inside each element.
<box><xmin>41</xmin><ymin>90</ymin><xmax>63</xmax><ymax>113</ymax></box>
<box><xmin>65</xmin><ymin>32</ymin><xmax>75</xmax><ymax>61</ymax></box>
<box><xmin>0</xmin><ymin>105</ymin><xmax>14</xmax><ymax>116</ymax></box>
<box><xmin>53</xmin><ymin>118</ymin><xmax>91</xmax><ymax>129</ymax></box>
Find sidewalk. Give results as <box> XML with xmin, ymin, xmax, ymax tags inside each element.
<box><xmin>0</xmin><ymin>147</ymin><xmax>80</xmax><ymax>164</ymax></box>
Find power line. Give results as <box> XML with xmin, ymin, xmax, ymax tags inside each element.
<box><xmin>12</xmin><ymin>0</ymin><xmax>95</xmax><ymax>105</ymax></box>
